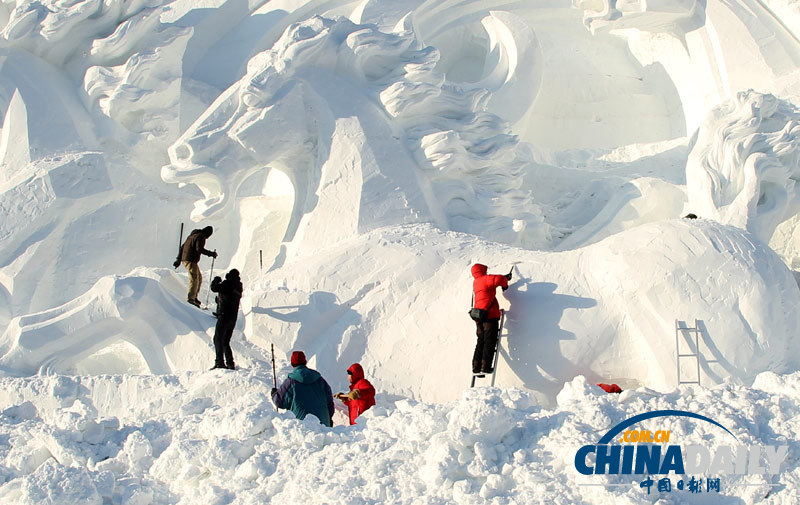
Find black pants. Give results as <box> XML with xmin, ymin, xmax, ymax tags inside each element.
<box><xmin>473</xmin><ymin>318</ymin><xmax>499</xmax><ymax>366</ymax></box>
<box><xmin>213</xmin><ymin>315</ymin><xmax>236</xmax><ymax>367</ymax></box>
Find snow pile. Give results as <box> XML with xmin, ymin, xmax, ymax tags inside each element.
<box><xmin>0</xmin><ymin>369</ymin><xmax>798</xmax><ymax>504</ymax></box>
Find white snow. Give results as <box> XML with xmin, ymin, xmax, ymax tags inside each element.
<box><xmin>0</xmin><ymin>0</ymin><xmax>799</xmax><ymax>503</ymax></box>
<box><xmin>0</xmin><ymin>370</ymin><xmax>799</xmax><ymax>504</ymax></box>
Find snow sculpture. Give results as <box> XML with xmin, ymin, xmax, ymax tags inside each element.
<box><xmin>0</xmin><ymin>89</ymin><xmax>29</xmax><ymax>175</ymax></box>
<box><xmin>1</xmin><ymin>0</ymin><xmax>170</xmax><ymax>66</ymax></box>
<box><xmin>686</xmin><ymin>91</ymin><xmax>800</xmax><ymax>243</ymax></box>
<box><xmin>0</xmin><ymin>273</ymin><xmax>213</xmax><ymax>375</ymax></box>
<box><xmin>83</xmin><ymin>9</ymin><xmax>192</xmax><ymax>141</ymax></box>
<box><xmin>162</xmin><ymin>15</ymin><xmax>549</xmax><ymax>249</ymax></box>
<box><xmin>572</xmin><ymin>0</ymin><xmax>702</xmax><ymax>34</ymax></box>
<box><xmin>0</xmin><ymin>1</ymin><xmax>192</xmax><ymax>172</ymax></box>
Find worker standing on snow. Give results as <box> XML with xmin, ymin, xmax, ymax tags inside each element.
<box><xmin>173</xmin><ymin>225</ymin><xmax>217</xmax><ymax>307</ymax></box>
<box><xmin>209</xmin><ymin>269</ymin><xmax>242</xmax><ymax>370</ymax></box>
<box><xmin>334</xmin><ymin>363</ymin><xmax>376</xmax><ymax>425</ymax></box>
<box><xmin>469</xmin><ymin>263</ymin><xmax>511</xmax><ymax>374</ymax></box>
<box><xmin>271</xmin><ymin>351</ymin><xmax>335</xmax><ymax>427</ymax></box>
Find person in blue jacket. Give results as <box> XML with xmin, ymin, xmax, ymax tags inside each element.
<box><xmin>271</xmin><ymin>351</ymin><xmax>335</xmax><ymax>427</ymax></box>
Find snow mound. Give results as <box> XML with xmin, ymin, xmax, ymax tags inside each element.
<box><xmin>252</xmin><ymin>218</ymin><xmax>799</xmax><ymax>403</ymax></box>
<box><xmin>1</xmin><ymin>218</ymin><xmax>796</xmax><ymax>405</ymax></box>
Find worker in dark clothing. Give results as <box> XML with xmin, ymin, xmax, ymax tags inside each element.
<box><xmin>271</xmin><ymin>351</ymin><xmax>335</xmax><ymax>427</ymax></box>
<box><xmin>469</xmin><ymin>263</ymin><xmax>511</xmax><ymax>374</ymax></box>
<box><xmin>210</xmin><ymin>269</ymin><xmax>242</xmax><ymax>370</ymax></box>
<box><xmin>174</xmin><ymin>225</ymin><xmax>217</xmax><ymax>307</ymax></box>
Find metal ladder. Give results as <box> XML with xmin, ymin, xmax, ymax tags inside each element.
<box><xmin>675</xmin><ymin>319</ymin><xmax>702</xmax><ymax>386</ymax></box>
<box><xmin>471</xmin><ymin>309</ymin><xmax>506</xmax><ymax>387</ymax></box>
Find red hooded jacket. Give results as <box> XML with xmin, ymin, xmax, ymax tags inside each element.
<box><xmin>342</xmin><ymin>363</ymin><xmax>376</xmax><ymax>425</ymax></box>
<box><xmin>471</xmin><ymin>264</ymin><xmax>508</xmax><ymax>320</ymax></box>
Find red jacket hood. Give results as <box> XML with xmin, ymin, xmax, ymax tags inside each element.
<box><xmin>347</xmin><ymin>363</ymin><xmax>365</xmax><ymax>382</ymax></box>
<box><xmin>471</xmin><ymin>263</ymin><xmax>488</xmax><ymax>278</ymax></box>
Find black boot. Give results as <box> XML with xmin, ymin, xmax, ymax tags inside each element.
<box><xmin>472</xmin><ymin>360</ymin><xmax>481</xmax><ymax>374</ymax></box>
<box><xmin>481</xmin><ymin>360</ymin><xmax>494</xmax><ymax>374</ymax></box>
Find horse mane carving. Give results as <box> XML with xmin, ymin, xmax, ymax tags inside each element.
<box><xmin>686</xmin><ymin>90</ymin><xmax>800</xmax><ymax>243</ymax></box>
<box><xmin>162</xmin><ymin>15</ymin><xmax>549</xmax><ymax>248</ymax></box>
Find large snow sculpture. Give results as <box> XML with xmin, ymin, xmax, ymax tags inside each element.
<box><xmin>162</xmin><ymin>15</ymin><xmax>549</xmax><ymax>250</ymax></box>
<box><xmin>686</xmin><ymin>91</ymin><xmax>800</xmax><ymax>243</ymax></box>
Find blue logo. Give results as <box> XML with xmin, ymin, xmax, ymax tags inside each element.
<box><xmin>574</xmin><ymin>409</ymin><xmax>787</xmax><ymax>494</ymax></box>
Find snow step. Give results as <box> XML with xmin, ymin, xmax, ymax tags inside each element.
<box><xmin>188</xmin><ymin>300</ymin><xmax>213</xmax><ymax>312</ymax></box>
<box><xmin>470</xmin><ymin>309</ymin><xmax>506</xmax><ymax>388</ymax></box>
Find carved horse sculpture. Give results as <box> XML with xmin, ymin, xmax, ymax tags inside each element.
<box><xmin>686</xmin><ymin>91</ymin><xmax>800</xmax><ymax>243</ymax></box>
<box><xmin>162</xmin><ymin>15</ymin><xmax>549</xmax><ymax>251</ymax></box>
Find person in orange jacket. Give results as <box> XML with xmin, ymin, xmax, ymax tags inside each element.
<box><xmin>334</xmin><ymin>363</ymin><xmax>376</xmax><ymax>425</ymax></box>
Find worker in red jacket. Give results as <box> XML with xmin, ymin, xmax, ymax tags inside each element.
<box><xmin>335</xmin><ymin>363</ymin><xmax>376</xmax><ymax>425</ymax></box>
<box><xmin>469</xmin><ymin>263</ymin><xmax>510</xmax><ymax>374</ymax></box>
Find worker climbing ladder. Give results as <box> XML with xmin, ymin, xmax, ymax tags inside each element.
<box><xmin>471</xmin><ymin>309</ymin><xmax>506</xmax><ymax>387</ymax></box>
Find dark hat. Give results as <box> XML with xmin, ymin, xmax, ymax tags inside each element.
<box><xmin>226</xmin><ymin>269</ymin><xmax>240</xmax><ymax>279</ymax></box>
<box><xmin>290</xmin><ymin>351</ymin><xmax>307</xmax><ymax>367</ymax></box>
<box><xmin>202</xmin><ymin>225</ymin><xmax>213</xmax><ymax>236</ymax></box>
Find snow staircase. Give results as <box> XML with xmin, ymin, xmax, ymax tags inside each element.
<box><xmin>471</xmin><ymin>309</ymin><xmax>506</xmax><ymax>388</ymax></box>
<box><xmin>675</xmin><ymin>319</ymin><xmax>702</xmax><ymax>386</ymax></box>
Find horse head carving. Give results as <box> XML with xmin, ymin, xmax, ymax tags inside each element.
<box><xmin>162</xmin><ymin>15</ymin><xmax>550</xmax><ymax>249</ymax></box>
<box><xmin>686</xmin><ymin>90</ymin><xmax>800</xmax><ymax>243</ymax></box>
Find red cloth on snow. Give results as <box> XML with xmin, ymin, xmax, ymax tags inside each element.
<box><xmin>596</xmin><ymin>383</ymin><xmax>623</xmax><ymax>394</ymax></box>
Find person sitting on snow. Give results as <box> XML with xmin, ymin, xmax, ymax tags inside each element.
<box><xmin>334</xmin><ymin>363</ymin><xmax>376</xmax><ymax>425</ymax></box>
<box><xmin>469</xmin><ymin>263</ymin><xmax>511</xmax><ymax>374</ymax></box>
<box><xmin>271</xmin><ymin>351</ymin><xmax>335</xmax><ymax>427</ymax></box>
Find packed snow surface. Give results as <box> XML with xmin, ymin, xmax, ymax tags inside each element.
<box><xmin>0</xmin><ymin>0</ymin><xmax>800</xmax><ymax>502</ymax></box>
